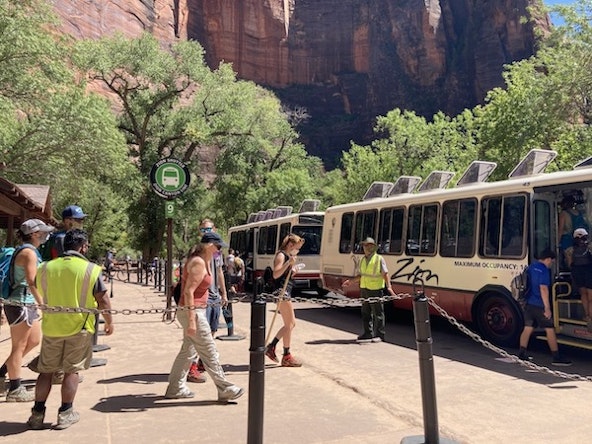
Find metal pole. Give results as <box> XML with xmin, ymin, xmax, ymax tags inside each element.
<box><xmin>165</xmin><ymin>218</ymin><xmax>173</xmax><ymax>321</ymax></box>
<box><xmin>401</xmin><ymin>289</ymin><xmax>458</xmax><ymax>444</ymax></box>
<box><xmin>247</xmin><ymin>285</ymin><xmax>266</xmax><ymax>444</ymax></box>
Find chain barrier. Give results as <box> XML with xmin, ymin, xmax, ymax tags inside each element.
<box><xmin>2</xmin><ymin>290</ymin><xmax>591</xmax><ymax>381</ymax></box>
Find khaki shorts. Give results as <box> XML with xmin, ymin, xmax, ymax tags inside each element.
<box><xmin>37</xmin><ymin>330</ymin><xmax>93</xmax><ymax>373</ymax></box>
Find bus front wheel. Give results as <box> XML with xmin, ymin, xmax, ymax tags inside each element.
<box><xmin>474</xmin><ymin>293</ymin><xmax>523</xmax><ymax>347</ymax></box>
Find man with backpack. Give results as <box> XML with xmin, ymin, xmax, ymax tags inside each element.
<box><xmin>518</xmin><ymin>248</ymin><xmax>572</xmax><ymax>366</ymax></box>
<box><xmin>40</xmin><ymin>205</ymin><xmax>87</xmax><ymax>261</ymax></box>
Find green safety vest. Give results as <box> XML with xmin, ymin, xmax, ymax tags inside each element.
<box><xmin>359</xmin><ymin>253</ymin><xmax>385</xmax><ymax>290</ymax></box>
<box><xmin>37</xmin><ymin>255</ymin><xmax>102</xmax><ymax>337</ymax></box>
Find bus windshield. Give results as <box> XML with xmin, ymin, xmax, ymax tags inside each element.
<box><xmin>292</xmin><ymin>225</ymin><xmax>322</xmax><ymax>255</ymax></box>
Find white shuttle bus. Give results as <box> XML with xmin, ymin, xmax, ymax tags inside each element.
<box><xmin>320</xmin><ymin>149</ymin><xmax>592</xmax><ymax>348</ymax></box>
<box><xmin>228</xmin><ymin>200</ymin><xmax>326</xmax><ymax>295</ymax></box>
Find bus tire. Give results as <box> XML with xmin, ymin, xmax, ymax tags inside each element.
<box><xmin>473</xmin><ymin>292</ymin><xmax>523</xmax><ymax>347</ymax></box>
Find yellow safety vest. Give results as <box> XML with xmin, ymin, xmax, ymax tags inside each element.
<box><xmin>359</xmin><ymin>253</ymin><xmax>385</xmax><ymax>290</ymax></box>
<box><xmin>37</xmin><ymin>255</ymin><xmax>102</xmax><ymax>337</ymax></box>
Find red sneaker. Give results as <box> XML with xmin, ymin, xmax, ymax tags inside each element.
<box><xmin>281</xmin><ymin>353</ymin><xmax>302</xmax><ymax>367</ymax></box>
<box><xmin>265</xmin><ymin>345</ymin><xmax>279</xmax><ymax>363</ymax></box>
<box><xmin>187</xmin><ymin>362</ymin><xmax>206</xmax><ymax>383</ymax></box>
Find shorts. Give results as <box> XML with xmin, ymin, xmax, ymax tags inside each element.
<box><xmin>206</xmin><ymin>300</ymin><xmax>221</xmax><ymax>333</ymax></box>
<box><xmin>571</xmin><ymin>265</ymin><xmax>592</xmax><ymax>289</ymax></box>
<box><xmin>37</xmin><ymin>330</ymin><xmax>93</xmax><ymax>373</ymax></box>
<box><xmin>3</xmin><ymin>304</ymin><xmax>40</xmax><ymax>327</ymax></box>
<box><xmin>523</xmin><ymin>304</ymin><xmax>554</xmax><ymax>329</ymax></box>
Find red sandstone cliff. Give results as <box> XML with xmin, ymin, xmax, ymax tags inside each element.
<box><xmin>50</xmin><ymin>0</ymin><xmax>549</xmax><ymax>167</ymax></box>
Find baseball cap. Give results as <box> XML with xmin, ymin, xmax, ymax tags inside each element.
<box><xmin>574</xmin><ymin>228</ymin><xmax>589</xmax><ymax>238</ymax></box>
<box><xmin>20</xmin><ymin>219</ymin><xmax>55</xmax><ymax>235</ymax></box>
<box><xmin>537</xmin><ymin>248</ymin><xmax>557</xmax><ymax>260</ymax></box>
<box><xmin>200</xmin><ymin>232</ymin><xmax>228</xmax><ymax>247</ymax></box>
<box><xmin>360</xmin><ymin>237</ymin><xmax>376</xmax><ymax>245</ymax></box>
<box><xmin>62</xmin><ymin>205</ymin><xmax>87</xmax><ymax>220</ymax></box>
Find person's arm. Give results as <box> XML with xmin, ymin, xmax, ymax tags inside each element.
<box><xmin>94</xmin><ymin>289</ymin><xmax>114</xmax><ymax>335</ymax></box>
<box><xmin>18</xmin><ymin>248</ymin><xmax>43</xmax><ymax>305</ymax></box>
<box><xmin>184</xmin><ymin>257</ymin><xmax>206</xmax><ymax>336</ymax></box>
<box><xmin>218</xmin><ymin>262</ymin><xmax>227</xmax><ymax>305</ymax></box>
<box><xmin>273</xmin><ymin>252</ymin><xmax>294</xmax><ymax>280</ymax></box>
<box><xmin>540</xmin><ymin>284</ymin><xmax>552</xmax><ymax>319</ymax></box>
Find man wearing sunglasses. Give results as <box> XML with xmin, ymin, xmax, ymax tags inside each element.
<box><xmin>187</xmin><ymin>219</ymin><xmax>228</xmax><ymax>383</ymax></box>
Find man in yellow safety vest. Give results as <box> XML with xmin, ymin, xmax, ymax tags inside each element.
<box><xmin>344</xmin><ymin>237</ymin><xmax>395</xmax><ymax>343</ymax></box>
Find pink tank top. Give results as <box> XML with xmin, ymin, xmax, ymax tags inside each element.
<box><xmin>180</xmin><ymin>263</ymin><xmax>212</xmax><ymax>307</ymax></box>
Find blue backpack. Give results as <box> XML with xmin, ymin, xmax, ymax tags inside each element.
<box><xmin>0</xmin><ymin>247</ymin><xmax>17</xmax><ymax>299</ymax></box>
<box><xmin>0</xmin><ymin>244</ymin><xmax>37</xmax><ymax>299</ymax></box>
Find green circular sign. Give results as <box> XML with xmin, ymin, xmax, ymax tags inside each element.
<box><xmin>150</xmin><ymin>158</ymin><xmax>190</xmax><ymax>199</ymax></box>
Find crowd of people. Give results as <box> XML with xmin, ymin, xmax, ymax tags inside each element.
<box><xmin>6</xmin><ymin>191</ymin><xmax>592</xmax><ymax>428</ymax></box>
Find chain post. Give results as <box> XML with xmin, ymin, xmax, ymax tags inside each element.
<box><xmin>248</xmin><ymin>278</ymin><xmax>266</xmax><ymax>444</ymax></box>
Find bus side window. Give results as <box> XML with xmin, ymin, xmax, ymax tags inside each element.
<box><xmin>339</xmin><ymin>212</ymin><xmax>354</xmax><ymax>253</ymax></box>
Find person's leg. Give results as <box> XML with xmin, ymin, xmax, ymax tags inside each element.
<box><xmin>60</xmin><ymin>372</ymin><xmax>79</xmax><ymax>405</ymax></box>
<box><xmin>579</xmin><ymin>287</ymin><xmax>590</xmax><ymax>319</ymax></box>
<box><xmin>278</xmin><ymin>300</ymin><xmax>296</xmax><ymax>350</ymax></box>
<box><xmin>372</xmin><ymin>300</ymin><xmax>386</xmax><ymax>340</ymax></box>
<box><xmin>6</xmin><ymin>320</ymin><xmax>31</xmax><ymax>383</ymax></box>
<box><xmin>191</xmin><ymin>309</ymin><xmax>234</xmax><ymax>391</ymax></box>
<box><xmin>360</xmin><ymin>300</ymin><xmax>372</xmax><ymax>337</ymax></box>
<box><xmin>167</xmin><ymin>310</ymin><xmax>198</xmax><ymax>393</ymax></box>
<box><xmin>519</xmin><ymin>326</ymin><xmax>534</xmax><ymax>349</ymax></box>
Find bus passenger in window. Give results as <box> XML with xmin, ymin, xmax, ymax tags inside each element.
<box><xmin>564</xmin><ymin>228</ymin><xmax>592</xmax><ymax>331</ymax></box>
<box><xmin>558</xmin><ymin>195</ymin><xmax>588</xmax><ymax>269</ymax></box>
<box><xmin>518</xmin><ymin>248</ymin><xmax>572</xmax><ymax>366</ymax></box>
<box><xmin>342</xmin><ymin>237</ymin><xmax>395</xmax><ymax>343</ymax></box>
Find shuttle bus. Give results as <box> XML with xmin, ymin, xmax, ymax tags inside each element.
<box><xmin>228</xmin><ymin>199</ymin><xmax>326</xmax><ymax>295</ymax></box>
<box><xmin>320</xmin><ymin>149</ymin><xmax>592</xmax><ymax>348</ymax></box>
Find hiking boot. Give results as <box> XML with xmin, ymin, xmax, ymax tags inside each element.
<box><xmin>164</xmin><ymin>387</ymin><xmax>195</xmax><ymax>399</ymax></box>
<box><xmin>281</xmin><ymin>353</ymin><xmax>302</xmax><ymax>367</ymax></box>
<box><xmin>196</xmin><ymin>359</ymin><xmax>206</xmax><ymax>373</ymax></box>
<box><xmin>6</xmin><ymin>385</ymin><xmax>35</xmax><ymax>402</ymax></box>
<box><xmin>27</xmin><ymin>407</ymin><xmax>46</xmax><ymax>430</ymax></box>
<box><xmin>218</xmin><ymin>385</ymin><xmax>244</xmax><ymax>402</ymax></box>
<box><xmin>187</xmin><ymin>362</ymin><xmax>207</xmax><ymax>383</ymax></box>
<box><xmin>356</xmin><ymin>333</ymin><xmax>373</xmax><ymax>343</ymax></box>
<box><xmin>551</xmin><ymin>355</ymin><xmax>572</xmax><ymax>366</ymax></box>
<box><xmin>265</xmin><ymin>344</ymin><xmax>279</xmax><ymax>363</ymax></box>
<box><xmin>55</xmin><ymin>408</ymin><xmax>80</xmax><ymax>430</ymax></box>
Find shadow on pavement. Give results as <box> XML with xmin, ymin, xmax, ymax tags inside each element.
<box><xmin>92</xmin><ymin>394</ymin><xmax>227</xmax><ymax>413</ymax></box>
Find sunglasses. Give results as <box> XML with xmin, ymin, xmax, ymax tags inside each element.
<box><xmin>200</xmin><ymin>227</ymin><xmax>213</xmax><ymax>233</ymax></box>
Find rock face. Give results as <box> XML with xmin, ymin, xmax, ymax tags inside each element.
<box><xmin>50</xmin><ymin>0</ymin><xmax>548</xmax><ymax>168</ymax></box>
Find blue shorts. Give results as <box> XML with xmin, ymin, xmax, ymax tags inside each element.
<box><xmin>523</xmin><ymin>304</ymin><xmax>554</xmax><ymax>329</ymax></box>
<box><xmin>205</xmin><ymin>300</ymin><xmax>221</xmax><ymax>333</ymax></box>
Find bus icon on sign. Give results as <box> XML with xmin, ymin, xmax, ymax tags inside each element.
<box><xmin>162</xmin><ymin>167</ymin><xmax>180</xmax><ymax>188</ymax></box>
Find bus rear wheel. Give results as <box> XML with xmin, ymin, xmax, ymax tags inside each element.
<box><xmin>474</xmin><ymin>293</ymin><xmax>522</xmax><ymax>347</ymax></box>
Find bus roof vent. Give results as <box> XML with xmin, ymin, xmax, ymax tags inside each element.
<box><xmin>264</xmin><ymin>209</ymin><xmax>275</xmax><ymax>220</ymax></box>
<box><xmin>574</xmin><ymin>156</ymin><xmax>592</xmax><ymax>169</ymax></box>
<box><xmin>247</xmin><ymin>212</ymin><xmax>258</xmax><ymax>223</ymax></box>
<box><xmin>298</xmin><ymin>199</ymin><xmax>320</xmax><ymax>213</ymax></box>
<box><xmin>417</xmin><ymin>171</ymin><xmax>454</xmax><ymax>192</ymax></box>
<box><xmin>456</xmin><ymin>161</ymin><xmax>497</xmax><ymax>187</ymax></box>
<box><xmin>388</xmin><ymin>176</ymin><xmax>422</xmax><ymax>196</ymax></box>
<box><xmin>508</xmin><ymin>149</ymin><xmax>557</xmax><ymax>178</ymax></box>
<box><xmin>255</xmin><ymin>211</ymin><xmax>267</xmax><ymax>222</ymax></box>
<box><xmin>274</xmin><ymin>206</ymin><xmax>293</xmax><ymax>217</ymax></box>
<box><xmin>363</xmin><ymin>182</ymin><xmax>393</xmax><ymax>200</ymax></box>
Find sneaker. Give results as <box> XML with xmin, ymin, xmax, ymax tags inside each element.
<box><xmin>371</xmin><ymin>337</ymin><xmax>383</xmax><ymax>343</ymax></box>
<box><xmin>196</xmin><ymin>359</ymin><xmax>206</xmax><ymax>373</ymax></box>
<box><xmin>187</xmin><ymin>363</ymin><xmax>207</xmax><ymax>383</ymax></box>
<box><xmin>356</xmin><ymin>334</ymin><xmax>373</xmax><ymax>343</ymax></box>
<box><xmin>6</xmin><ymin>385</ymin><xmax>35</xmax><ymax>402</ymax></box>
<box><xmin>517</xmin><ymin>351</ymin><xmax>533</xmax><ymax>361</ymax></box>
<box><xmin>55</xmin><ymin>408</ymin><xmax>80</xmax><ymax>430</ymax></box>
<box><xmin>551</xmin><ymin>355</ymin><xmax>572</xmax><ymax>366</ymax></box>
<box><xmin>265</xmin><ymin>344</ymin><xmax>279</xmax><ymax>363</ymax></box>
<box><xmin>164</xmin><ymin>387</ymin><xmax>195</xmax><ymax>399</ymax></box>
<box><xmin>218</xmin><ymin>385</ymin><xmax>244</xmax><ymax>402</ymax></box>
<box><xmin>0</xmin><ymin>379</ymin><xmax>6</xmax><ymax>397</ymax></box>
<box><xmin>281</xmin><ymin>353</ymin><xmax>302</xmax><ymax>367</ymax></box>
<box><xmin>27</xmin><ymin>407</ymin><xmax>46</xmax><ymax>430</ymax></box>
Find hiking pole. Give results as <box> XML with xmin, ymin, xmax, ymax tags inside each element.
<box><xmin>265</xmin><ymin>263</ymin><xmax>305</xmax><ymax>345</ymax></box>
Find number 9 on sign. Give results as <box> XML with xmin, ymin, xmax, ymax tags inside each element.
<box><xmin>165</xmin><ymin>202</ymin><xmax>175</xmax><ymax>218</ymax></box>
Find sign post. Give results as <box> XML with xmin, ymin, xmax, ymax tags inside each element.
<box><xmin>150</xmin><ymin>158</ymin><xmax>190</xmax><ymax>321</ymax></box>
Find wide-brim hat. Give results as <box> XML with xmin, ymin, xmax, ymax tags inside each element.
<box><xmin>360</xmin><ymin>237</ymin><xmax>376</xmax><ymax>245</ymax></box>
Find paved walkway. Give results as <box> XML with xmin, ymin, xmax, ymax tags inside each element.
<box><xmin>1</xmin><ymin>280</ymin><xmax>592</xmax><ymax>443</ymax></box>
